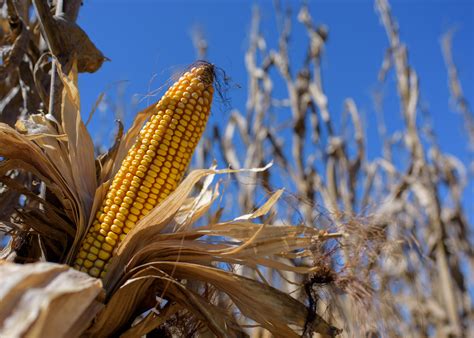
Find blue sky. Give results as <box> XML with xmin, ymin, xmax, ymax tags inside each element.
<box><xmin>77</xmin><ymin>0</ymin><xmax>473</xmax><ymax>219</ymax></box>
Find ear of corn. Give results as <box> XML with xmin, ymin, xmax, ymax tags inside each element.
<box><xmin>73</xmin><ymin>63</ymin><xmax>214</xmax><ymax>278</ymax></box>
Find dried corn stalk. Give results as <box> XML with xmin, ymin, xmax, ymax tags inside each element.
<box><xmin>199</xmin><ymin>2</ymin><xmax>473</xmax><ymax>337</ymax></box>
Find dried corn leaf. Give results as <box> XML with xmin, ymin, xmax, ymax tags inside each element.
<box><xmin>119</xmin><ymin>302</ymin><xmax>181</xmax><ymax>338</ymax></box>
<box><xmin>53</xmin><ymin>14</ymin><xmax>107</xmax><ymax>73</ymax></box>
<box><xmin>120</xmin><ymin>262</ymin><xmax>334</xmax><ymax>337</ymax></box>
<box><xmin>174</xmin><ymin>166</ymin><xmax>220</xmax><ymax>229</ymax></box>
<box><xmin>86</xmin><ymin>271</ymin><xmax>156</xmax><ymax>336</ymax></box>
<box><xmin>0</xmin><ymin>261</ymin><xmax>103</xmax><ymax>338</ymax></box>
<box><xmin>57</xmin><ymin>62</ymin><xmax>96</xmax><ymax>213</ymax></box>
<box><xmin>0</xmin><ymin>124</ymin><xmax>73</xmax><ymax>212</ymax></box>
<box><xmin>0</xmin><ymin>62</ymin><xmax>98</xmax><ymax>262</ymax></box>
<box><xmin>104</xmin><ymin>163</ymin><xmax>273</xmax><ymax>290</ymax></box>
<box><xmin>235</xmin><ymin>189</ymin><xmax>284</xmax><ymax>220</ymax></box>
<box><xmin>55</xmin><ymin>62</ymin><xmax>97</xmax><ymax>256</ymax></box>
<box><xmin>89</xmin><ymin>267</ymin><xmax>246</xmax><ymax>337</ymax></box>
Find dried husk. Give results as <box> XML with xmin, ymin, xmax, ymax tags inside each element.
<box><xmin>0</xmin><ymin>261</ymin><xmax>103</xmax><ymax>338</ymax></box>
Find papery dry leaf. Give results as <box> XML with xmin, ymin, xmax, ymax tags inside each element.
<box><xmin>104</xmin><ymin>163</ymin><xmax>273</xmax><ymax>290</ymax></box>
<box><xmin>95</xmin><ymin>120</ymin><xmax>123</xmax><ymax>184</ymax></box>
<box><xmin>86</xmin><ymin>271</ymin><xmax>156</xmax><ymax>336</ymax></box>
<box><xmin>53</xmin><ymin>14</ymin><xmax>107</xmax><ymax>73</ymax></box>
<box><xmin>1</xmin><ymin>58</ymin><xmax>99</xmax><ymax>261</ymax></box>
<box><xmin>0</xmin><ymin>61</ymin><xmax>98</xmax><ymax>262</ymax></box>
<box><xmin>119</xmin><ymin>302</ymin><xmax>181</xmax><ymax>338</ymax></box>
<box><xmin>0</xmin><ymin>261</ymin><xmax>104</xmax><ymax>338</ymax></box>
<box><xmin>235</xmin><ymin>189</ymin><xmax>283</xmax><ymax>220</ymax></box>
<box><xmin>174</xmin><ymin>165</ymin><xmax>220</xmax><ymax>230</ymax></box>
<box><xmin>56</xmin><ymin>62</ymin><xmax>97</xmax><ymax>257</ymax></box>
<box><xmin>133</xmin><ymin>263</ymin><xmax>336</xmax><ymax>337</ymax></box>
<box><xmin>0</xmin><ymin>124</ymin><xmax>73</xmax><ymax>210</ymax></box>
<box><xmin>89</xmin><ymin>267</ymin><xmax>247</xmax><ymax>337</ymax></box>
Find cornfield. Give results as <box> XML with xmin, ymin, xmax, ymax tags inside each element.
<box><xmin>0</xmin><ymin>0</ymin><xmax>472</xmax><ymax>337</ymax></box>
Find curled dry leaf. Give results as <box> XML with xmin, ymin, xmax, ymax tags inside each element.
<box><xmin>0</xmin><ymin>63</ymin><xmax>97</xmax><ymax>262</ymax></box>
<box><xmin>0</xmin><ymin>261</ymin><xmax>104</xmax><ymax>338</ymax></box>
<box><xmin>53</xmin><ymin>14</ymin><xmax>108</xmax><ymax>73</ymax></box>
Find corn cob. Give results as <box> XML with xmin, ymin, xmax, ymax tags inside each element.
<box><xmin>73</xmin><ymin>63</ymin><xmax>214</xmax><ymax>278</ymax></box>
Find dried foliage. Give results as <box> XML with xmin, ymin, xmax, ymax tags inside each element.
<box><xmin>196</xmin><ymin>1</ymin><xmax>473</xmax><ymax>337</ymax></box>
<box><xmin>0</xmin><ymin>261</ymin><xmax>103</xmax><ymax>337</ymax></box>
<box><xmin>0</xmin><ymin>0</ymin><xmax>472</xmax><ymax>337</ymax></box>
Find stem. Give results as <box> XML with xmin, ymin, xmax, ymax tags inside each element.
<box><xmin>32</xmin><ymin>0</ymin><xmax>64</xmax><ymax>118</ymax></box>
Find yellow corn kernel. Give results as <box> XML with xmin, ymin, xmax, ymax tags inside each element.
<box><xmin>110</xmin><ymin>225</ymin><xmax>122</xmax><ymax>234</ymax></box>
<box><xmin>94</xmin><ymin>259</ymin><xmax>105</xmax><ymax>268</ymax></box>
<box><xmin>102</xmin><ymin>243</ymin><xmax>113</xmax><ymax>252</ymax></box>
<box><xmin>98</xmin><ymin>250</ymin><xmax>111</xmax><ymax>260</ymax></box>
<box><xmin>89</xmin><ymin>267</ymin><xmax>101</xmax><ymax>277</ymax></box>
<box><xmin>105</xmin><ymin>236</ymin><xmax>116</xmax><ymax>246</ymax></box>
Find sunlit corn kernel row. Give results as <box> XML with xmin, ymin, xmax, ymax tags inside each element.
<box><xmin>73</xmin><ymin>64</ymin><xmax>214</xmax><ymax>278</ymax></box>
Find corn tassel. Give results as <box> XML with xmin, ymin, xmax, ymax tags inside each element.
<box><xmin>73</xmin><ymin>63</ymin><xmax>214</xmax><ymax>278</ymax></box>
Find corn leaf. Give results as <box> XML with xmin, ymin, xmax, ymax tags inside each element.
<box><xmin>0</xmin><ymin>262</ymin><xmax>103</xmax><ymax>338</ymax></box>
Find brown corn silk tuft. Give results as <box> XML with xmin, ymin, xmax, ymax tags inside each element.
<box><xmin>73</xmin><ymin>63</ymin><xmax>215</xmax><ymax>278</ymax></box>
